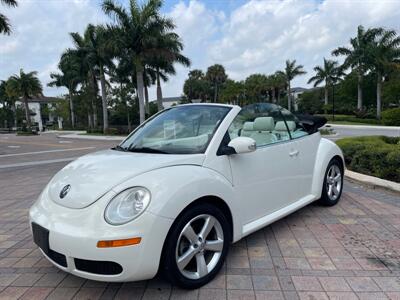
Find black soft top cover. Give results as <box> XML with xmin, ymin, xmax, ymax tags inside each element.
<box><xmin>295</xmin><ymin>114</ymin><xmax>327</xmax><ymax>134</ymax></box>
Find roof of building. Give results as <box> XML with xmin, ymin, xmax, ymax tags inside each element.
<box><xmin>151</xmin><ymin>96</ymin><xmax>182</xmax><ymax>103</ymax></box>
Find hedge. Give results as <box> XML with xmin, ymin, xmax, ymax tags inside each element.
<box><xmin>382</xmin><ymin>108</ymin><xmax>400</xmax><ymax>126</ymax></box>
<box><xmin>336</xmin><ymin>136</ymin><xmax>400</xmax><ymax>183</ymax></box>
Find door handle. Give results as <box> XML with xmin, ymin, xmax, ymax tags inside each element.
<box><xmin>289</xmin><ymin>150</ymin><xmax>299</xmax><ymax>157</ymax></box>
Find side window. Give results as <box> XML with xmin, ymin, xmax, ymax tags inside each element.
<box><xmin>280</xmin><ymin>108</ymin><xmax>309</xmax><ymax>139</ymax></box>
<box><xmin>227</xmin><ymin>103</ymin><xmax>291</xmax><ymax>148</ymax></box>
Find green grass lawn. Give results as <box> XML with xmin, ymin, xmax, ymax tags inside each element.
<box><xmin>317</xmin><ymin>114</ymin><xmax>382</xmax><ymax>126</ymax></box>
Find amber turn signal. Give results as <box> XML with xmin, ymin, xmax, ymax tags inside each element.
<box><xmin>97</xmin><ymin>237</ymin><xmax>142</xmax><ymax>248</ymax></box>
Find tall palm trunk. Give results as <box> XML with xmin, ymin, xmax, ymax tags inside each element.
<box><xmin>376</xmin><ymin>72</ymin><xmax>382</xmax><ymax>119</ymax></box>
<box><xmin>213</xmin><ymin>85</ymin><xmax>218</xmax><ymax>103</ymax></box>
<box><xmin>287</xmin><ymin>82</ymin><xmax>291</xmax><ymax>111</ymax></box>
<box><xmin>136</xmin><ymin>63</ymin><xmax>145</xmax><ymax>124</ymax></box>
<box><xmin>357</xmin><ymin>74</ymin><xmax>363</xmax><ymax>109</ymax></box>
<box><xmin>12</xmin><ymin>102</ymin><xmax>17</xmax><ymax>128</ymax></box>
<box><xmin>99</xmin><ymin>66</ymin><xmax>108</xmax><ymax>133</ymax></box>
<box><xmin>89</xmin><ymin>71</ymin><xmax>97</xmax><ymax>127</ymax></box>
<box><xmin>144</xmin><ymin>85</ymin><xmax>149</xmax><ymax>115</ymax></box>
<box><xmin>156</xmin><ymin>69</ymin><xmax>163</xmax><ymax>111</ymax></box>
<box><xmin>23</xmin><ymin>95</ymin><xmax>31</xmax><ymax>127</ymax></box>
<box><xmin>324</xmin><ymin>86</ymin><xmax>329</xmax><ymax>115</ymax></box>
<box><xmin>68</xmin><ymin>87</ymin><xmax>75</xmax><ymax>128</ymax></box>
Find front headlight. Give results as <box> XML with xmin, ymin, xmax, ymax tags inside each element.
<box><xmin>105</xmin><ymin>187</ymin><xmax>151</xmax><ymax>225</ymax></box>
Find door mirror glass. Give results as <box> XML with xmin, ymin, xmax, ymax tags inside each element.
<box><xmin>228</xmin><ymin>137</ymin><xmax>256</xmax><ymax>154</ymax></box>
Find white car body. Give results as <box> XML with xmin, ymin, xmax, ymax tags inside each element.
<box><xmin>29</xmin><ymin>103</ymin><xmax>343</xmax><ymax>283</ymax></box>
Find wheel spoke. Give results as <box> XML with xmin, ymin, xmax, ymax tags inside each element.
<box><xmin>334</xmin><ymin>174</ymin><xmax>341</xmax><ymax>183</ymax></box>
<box><xmin>182</xmin><ymin>224</ymin><xmax>198</xmax><ymax>244</ymax></box>
<box><xmin>199</xmin><ymin>216</ymin><xmax>215</xmax><ymax>240</ymax></box>
<box><xmin>196</xmin><ymin>252</ymin><xmax>208</xmax><ymax>277</ymax></box>
<box><xmin>177</xmin><ymin>247</ymin><xmax>197</xmax><ymax>271</ymax></box>
<box><xmin>328</xmin><ymin>184</ymin><xmax>333</xmax><ymax>197</ymax></box>
<box><xmin>332</xmin><ymin>185</ymin><xmax>339</xmax><ymax>196</ymax></box>
<box><xmin>204</xmin><ymin>239</ymin><xmax>223</xmax><ymax>252</ymax></box>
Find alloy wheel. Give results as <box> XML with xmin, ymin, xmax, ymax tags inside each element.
<box><xmin>175</xmin><ymin>214</ymin><xmax>224</xmax><ymax>280</ymax></box>
<box><xmin>326</xmin><ymin>164</ymin><xmax>342</xmax><ymax>201</ymax></box>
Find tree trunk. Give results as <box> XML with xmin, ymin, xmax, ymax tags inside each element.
<box><xmin>156</xmin><ymin>70</ymin><xmax>163</xmax><ymax>111</ymax></box>
<box><xmin>376</xmin><ymin>72</ymin><xmax>382</xmax><ymax>119</ymax></box>
<box><xmin>99</xmin><ymin>66</ymin><xmax>108</xmax><ymax>133</ymax></box>
<box><xmin>12</xmin><ymin>103</ymin><xmax>17</xmax><ymax>128</ymax></box>
<box><xmin>88</xmin><ymin>113</ymin><xmax>93</xmax><ymax>129</ymax></box>
<box><xmin>324</xmin><ymin>86</ymin><xmax>329</xmax><ymax>106</ymax></box>
<box><xmin>68</xmin><ymin>87</ymin><xmax>75</xmax><ymax>128</ymax></box>
<box><xmin>213</xmin><ymin>85</ymin><xmax>218</xmax><ymax>103</ymax></box>
<box><xmin>23</xmin><ymin>96</ymin><xmax>31</xmax><ymax>127</ymax></box>
<box><xmin>277</xmin><ymin>88</ymin><xmax>281</xmax><ymax>103</ymax></box>
<box><xmin>357</xmin><ymin>74</ymin><xmax>363</xmax><ymax>110</ymax></box>
<box><xmin>144</xmin><ymin>85</ymin><xmax>149</xmax><ymax>115</ymax></box>
<box><xmin>136</xmin><ymin>64</ymin><xmax>146</xmax><ymax>124</ymax></box>
<box><xmin>287</xmin><ymin>82</ymin><xmax>291</xmax><ymax>111</ymax></box>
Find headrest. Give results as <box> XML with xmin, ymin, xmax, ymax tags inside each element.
<box><xmin>253</xmin><ymin>117</ymin><xmax>275</xmax><ymax>131</ymax></box>
<box><xmin>242</xmin><ymin>122</ymin><xmax>254</xmax><ymax>131</ymax></box>
<box><xmin>275</xmin><ymin>121</ymin><xmax>296</xmax><ymax>131</ymax></box>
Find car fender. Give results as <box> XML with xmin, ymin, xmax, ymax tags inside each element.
<box><xmin>311</xmin><ymin>137</ymin><xmax>344</xmax><ymax>198</ymax></box>
<box><xmin>112</xmin><ymin>165</ymin><xmax>242</xmax><ymax>242</ymax></box>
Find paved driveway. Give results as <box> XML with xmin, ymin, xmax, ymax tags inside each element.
<box><xmin>1</xmin><ymin>134</ymin><xmax>400</xmax><ymax>300</ymax></box>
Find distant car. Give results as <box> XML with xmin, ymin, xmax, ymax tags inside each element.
<box><xmin>29</xmin><ymin>103</ymin><xmax>344</xmax><ymax>289</ymax></box>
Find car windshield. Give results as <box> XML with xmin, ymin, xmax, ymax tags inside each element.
<box><xmin>117</xmin><ymin>105</ymin><xmax>231</xmax><ymax>154</ymax></box>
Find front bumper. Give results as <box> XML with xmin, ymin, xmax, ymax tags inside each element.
<box><xmin>29</xmin><ymin>189</ymin><xmax>173</xmax><ymax>282</ymax></box>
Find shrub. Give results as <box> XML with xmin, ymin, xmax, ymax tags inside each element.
<box><xmin>336</xmin><ymin>136</ymin><xmax>400</xmax><ymax>182</ymax></box>
<box><xmin>382</xmin><ymin>108</ymin><xmax>400</xmax><ymax>126</ymax></box>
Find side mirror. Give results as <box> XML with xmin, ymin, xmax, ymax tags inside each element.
<box><xmin>228</xmin><ymin>137</ymin><xmax>256</xmax><ymax>154</ymax></box>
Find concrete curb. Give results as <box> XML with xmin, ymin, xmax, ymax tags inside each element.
<box><xmin>345</xmin><ymin>169</ymin><xmax>400</xmax><ymax>193</ymax></box>
<box><xmin>57</xmin><ymin>133</ymin><xmax>125</xmax><ymax>141</ymax></box>
<box><xmin>326</xmin><ymin>123</ymin><xmax>400</xmax><ymax>130</ymax></box>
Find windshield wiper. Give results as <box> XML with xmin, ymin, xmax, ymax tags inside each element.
<box><xmin>127</xmin><ymin>147</ymin><xmax>170</xmax><ymax>154</ymax></box>
<box><xmin>112</xmin><ymin>145</ymin><xmax>127</xmax><ymax>152</ymax></box>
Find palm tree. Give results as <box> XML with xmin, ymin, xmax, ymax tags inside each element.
<box><xmin>206</xmin><ymin>64</ymin><xmax>228</xmax><ymax>103</ymax></box>
<box><xmin>149</xmin><ymin>32</ymin><xmax>190</xmax><ymax>111</ymax></box>
<box><xmin>332</xmin><ymin>25</ymin><xmax>384</xmax><ymax>109</ymax></box>
<box><xmin>48</xmin><ymin>51</ymin><xmax>83</xmax><ymax>128</ymax></box>
<box><xmin>368</xmin><ymin>29</ymin><xmax>400</xmax><ymax>119</ymax></box>
<box><xmin>0</xmin><ymin>0</ymin><xmax>17</xmax><ymax>35</ymax></box>
<box><xmin>308</xmin><ymin>58</ymin><xmax>344</xmax><ymax>110</ymax></box>
<box><xmin>70</xmin><ymin>24</ymin><xmax>112</xmax><ymax>132</ymax></box>
<box><xmin>278</xmin><ymin>60</ymin><xmax>306</xmax><ymax>111</ymax></box>
<box><xmin>102</xmin><ymin>0</ymin><xmax>175</xmax><ymax>124</ymax></box>
<box><xmin>6</xmin><ymin>69</ymin><xmax>42</xmax><ymax>127</ymax></box>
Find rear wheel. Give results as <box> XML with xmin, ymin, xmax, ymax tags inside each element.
<box><xmin>319</xmin><ymin>158</ymin><xmax>343</xmax><ymax>206</ymax></box>
<box><xmin>162</xmin><ymin>203</ymin><xmax>231</xmax><ymax>289</ymax></box>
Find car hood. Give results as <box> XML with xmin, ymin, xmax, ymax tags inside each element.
<box><xmin>48</xmin><ymin>149</ymin><xmax>205</xmax><ymax>209</ymax></box>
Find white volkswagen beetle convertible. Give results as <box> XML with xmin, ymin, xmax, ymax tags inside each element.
<box><xmin>29</xmin><ymin>103</ymin><xmax>344</xmax><ymax>288</ymax></box>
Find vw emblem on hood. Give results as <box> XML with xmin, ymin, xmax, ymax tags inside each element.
<box><xmin>59</xmin><ymin>184</ymin><xmax>71</xmax><ymax>199</ymax></box>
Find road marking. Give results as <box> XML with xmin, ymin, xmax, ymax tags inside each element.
<box><xmin>0</xmin><ymin>147</ymin><xmax>95</xmax><ymax>158</ymax></box>
<box><xmin>0</xmin><ymin>140</ymin><xmax>67</xmax><ymax>147</ymax></box>
<box><xmin>0</xmin><ymin>157</ymin><xmax>77</xmax><ymax>169</ymax></box>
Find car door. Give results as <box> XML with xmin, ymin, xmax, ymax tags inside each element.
<box><xmin>226</xmin><ymin>104</ymin><xmax>302</xmax><ymax>225</ymax></box>
<box><xmin>280</xmin><ymin>108</ymin><xmax>320</xmax><ymax>199</ymax></box>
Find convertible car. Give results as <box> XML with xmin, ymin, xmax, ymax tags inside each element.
<box><xmin>29</xmin><ymin>103</ymin><xmax>344</xmax><ymax>289</ymax></box>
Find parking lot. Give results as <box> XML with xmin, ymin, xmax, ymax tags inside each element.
<box><xmin>1</xmin><ymin>133</ymin><xmax>400</xmax><ymax>300</ymax></box>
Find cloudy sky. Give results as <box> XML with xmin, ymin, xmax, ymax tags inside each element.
<box><xmin>1</xmin><ymin>0</ymin><xmax>400</xmax><ymax>100</ymax></box>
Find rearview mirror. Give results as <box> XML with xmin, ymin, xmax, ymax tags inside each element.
<box><xmin>228</xmin><ymin>137</ymin><xmax>256</xmax><ymax>154</ymax></box>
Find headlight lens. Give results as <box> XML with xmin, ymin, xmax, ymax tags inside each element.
<box><xmin>105</xmin><ymin>187</ymin><xmax>151</xmax><ymax>225</ymax></box>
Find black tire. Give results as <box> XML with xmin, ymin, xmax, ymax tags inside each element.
<box><xmin>161</xmin><ymin>202</ymin><xmax>231</xmax><ymax>289</ymax></box>
<box><xmin>319</xmin><ymin>158</ymin><xmax>344</xmax><ymax>206</ymax></box>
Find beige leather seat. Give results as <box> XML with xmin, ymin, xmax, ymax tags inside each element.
<box><xmin>274</xmin><ymin>121</ymin><xmax>295</xmax><ymax>140</ymax></box>
<box><xmin>250</xmin><ymin>117</ymin><xmax>277</xmax><ymax>146</ymax></box>
<box><xmin>240</xmin><ymin>122</ymin><xmax>254</xmax><ymax>137</ymax></box>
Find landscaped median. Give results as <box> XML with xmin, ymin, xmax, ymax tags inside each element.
<box><xmin>336</xmin><ymin>136</ymin><xmax>400</xmax><ymax>187</ymax></box>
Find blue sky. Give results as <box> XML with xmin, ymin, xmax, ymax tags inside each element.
<box><xmin>1</xmin><ymin>0</ymin><xmax>400</xmax><ymax>100</ymax></box>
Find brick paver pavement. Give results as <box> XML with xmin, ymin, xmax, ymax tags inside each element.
<box><xmin>1</xmin><ymin>143</ymin><xmax>400</xmax><ymax>299</ymax></box>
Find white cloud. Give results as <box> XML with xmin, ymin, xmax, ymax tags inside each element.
<box><xmin>1</xmin><ymin>0</ymin><xmax>400</xmax><ymax>100</ymax></box>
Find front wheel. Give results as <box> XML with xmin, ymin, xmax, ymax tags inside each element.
<box><xmin>162</xmin><ymin>203</ymin><xmax>231</xmax><ymax>289</ymax></box>
<box><xmin>319</xmin><ymin>158</ymin><xmax>344</xmax><ymax>206</ymax></box>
